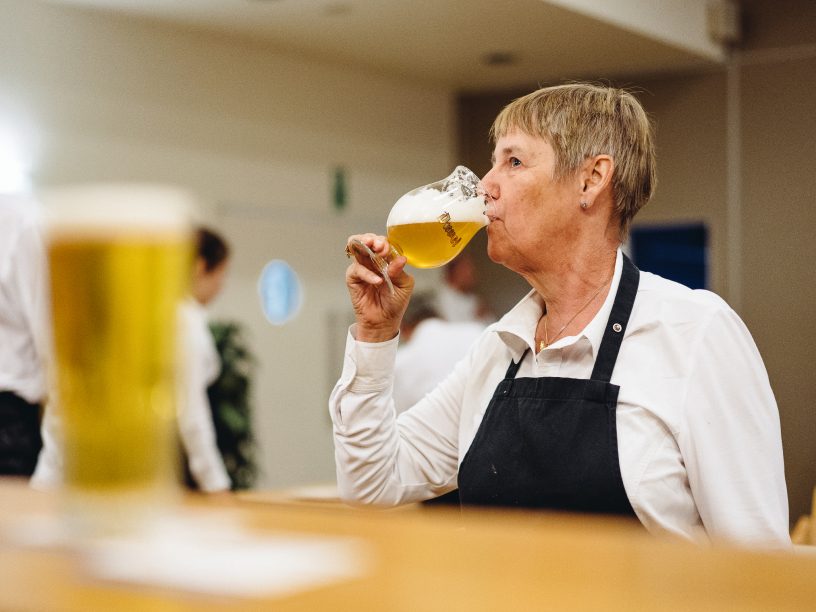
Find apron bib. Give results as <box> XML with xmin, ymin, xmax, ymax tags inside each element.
<box><xmin>458</xmin><ymin>255</ymin><xmax>639</xmax><ymax>516</ymax></box>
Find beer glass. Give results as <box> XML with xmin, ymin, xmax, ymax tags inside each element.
<box><xmin>347</xmin><ymin>166</ymin><xmax>489</xmax><ymax>293</ymax></box>
<box><xmin>43</xmin><ymin>184</ymin><xmax>193</xmax><ymax>535</ymax></box>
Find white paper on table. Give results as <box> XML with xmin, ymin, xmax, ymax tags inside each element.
<box><xmin>282</xmin><ymin>483</ymin><xmax>341</xmax><ymax>502</ymax></box>
<box><xmin>7</xmin><ymin>511</ymin><xmax>373</xmax><ymax>600</ymax></box>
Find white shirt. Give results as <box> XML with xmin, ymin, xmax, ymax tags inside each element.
<box><xmin>435</xmin><ymin>284</ymin><xmax>494</xmax><ymax>324</ymax></box>
<box><xmin>329</xmin><ymin>249</ymin><xmax>790</xmax><ymax>548</ymax></box>
<box><xmin>177</xmin><ymin>298</ymin><xmax>231</xmax><ymax>492</ymax></box>
<box><xmin>0</xmin><ymin>194</ymin><xmax>49</xmax><ymax>404</ymax></box>
<box><xmin>394</xmin><ymin>318</ymin><xmax>485</xmax><ymax>414</ymax></box>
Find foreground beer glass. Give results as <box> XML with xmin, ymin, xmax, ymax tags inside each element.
<box><xmin>43</xmin><ymin>185</ymin><xmax>193</xmax><ymax>536</ymax></box>
<box><xmin>348</xmin><ymin>166</ymin><xmax>488</xmax><ymax>292</ymax></box>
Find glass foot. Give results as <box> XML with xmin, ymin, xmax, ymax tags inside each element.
<box><xmin>346</xmin><ymin>238</ymin><xmax>395</xmax><ymax>295</ymax></box>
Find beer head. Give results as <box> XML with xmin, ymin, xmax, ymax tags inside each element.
<box><xmin>386</xmin><ymin>186</ymin><xmax>487</xmax><ymax>229</ymax></box>
<box><xmin>42</xmin><ymin>184</ymin><xmax>194</xmax><ymax>240</ymax></box>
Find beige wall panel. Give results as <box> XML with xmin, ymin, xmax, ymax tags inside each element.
<box><xmin>633</xmin><ymin>73</ymin><xmax>728</xmax><ymax>295</ymax></box>
<box><xmin>740</xmin><ymin>55</ymin><xmax>816</xmax><ymax>521</ymax></box>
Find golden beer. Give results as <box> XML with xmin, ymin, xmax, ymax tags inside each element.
<box><xmin>44</xmin><ymin>185</ymin><xmax>192</xmax><ymax>532</ymax></box>
<box><xmin>387</xmin><ymin>219</ymin><xmax>485</xmax><ymax>268</ymax></box>
<box><xmin>49</xmin><ymin>238</ymin><xmax>189</xmax><ymax>491</ymax></box>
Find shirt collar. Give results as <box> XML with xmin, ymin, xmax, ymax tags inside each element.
<box><xmin>491</xmin><ymin>248</ymin><xmax>624</xmax><ymax>361</ymax></box>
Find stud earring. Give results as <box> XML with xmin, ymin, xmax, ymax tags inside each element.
<box><xmin>580</xmin><ymin>201</ymin><xmax>589</xmax><ymax>209</ymax></box>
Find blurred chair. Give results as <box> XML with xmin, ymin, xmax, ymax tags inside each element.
<box><xmin>791</xmin><ymin>486</ymin><xmax>815</xmax><ymax>549</ymax></box>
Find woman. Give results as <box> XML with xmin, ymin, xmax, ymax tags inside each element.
<box><xmin>177</xmin><ymin>227</ymin><xmax>232</xmax><ymax>492</ymax></box>
<box><xmin>330</xmin><ymin>83</ymin><xmax>788</xmax><ymax>547</ymax></box>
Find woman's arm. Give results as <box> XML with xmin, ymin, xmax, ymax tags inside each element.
<box><xmin>329</xmin><ymin>327</ymin><xmax>472</xmax><ymax>506</ymax></box>
<box><xmin>680</xmin><ymin>305</ymin><xmax>790</xmax><ymax>547</ymax></box>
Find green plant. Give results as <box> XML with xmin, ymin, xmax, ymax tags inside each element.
<box><xmin>207</xmin><ymin>321</ymin><xmax>258</xmax><ymax>490</ymax></box>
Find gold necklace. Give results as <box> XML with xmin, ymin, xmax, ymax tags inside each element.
<box><xmin>538</xmin><ymin>276</ymin><xmax>612</xmax><ymax>352</ymax></box>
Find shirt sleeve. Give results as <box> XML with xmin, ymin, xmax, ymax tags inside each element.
<box><xmin>328</xmin><ymin>325</ymin><xmax>466</xmax><ymax>505</ymax></box>
<box><xmin>23</xmin><ymin>208</ymin><xmax>61</xmax><ymax>489</ymax></box>
<box><xmin>17</xmin><ymin>215</ymin><xmax>50</xmax><ymax>378</ymax></box>
<box><xmin>679</xmin><ymin>305</ymin><xmax>790</xmax><ymax>548</ymax></box>
<box><xmin>8</xmin><ymin>208</ymin><xmax>50</xmax><ymax>403</ymax></box>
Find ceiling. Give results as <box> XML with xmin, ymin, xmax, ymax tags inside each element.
<box><xmin>41</xmin><ymin>0</ymin><xmax>724</xmax><ymax>92</ymax></box>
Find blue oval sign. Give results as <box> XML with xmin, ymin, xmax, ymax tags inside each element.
<box><xmin>258</xmin><ymin>260</ymin><xmax>303</xmax><ymax>325</ymax></box>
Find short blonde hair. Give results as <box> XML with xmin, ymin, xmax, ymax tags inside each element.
<box><xmin>490</xmin><ymin>83</ymin><xmax>656</xmax><ymax>240</ymax></box>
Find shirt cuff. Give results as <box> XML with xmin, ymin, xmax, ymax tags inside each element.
<box><xmin>344</xmin><ymin>324</ymin><xmax>399</xmax><ymax>392</ymax></box>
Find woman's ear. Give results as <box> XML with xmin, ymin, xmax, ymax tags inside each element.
<box><xmin>579</xmin><ymin>155</ymin><xmax>614</xmax><ymax>206</ymax></box>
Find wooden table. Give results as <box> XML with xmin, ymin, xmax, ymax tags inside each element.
<box><xmin>1</xmin><ymin>478</ymin><xmax>814</xmax><ymax>611</ymax></box>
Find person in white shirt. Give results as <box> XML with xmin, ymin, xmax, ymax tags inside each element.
<box><xmin>178</xmin><ymin>227</ymin><xmax>232</xmax><ymax>493</ymax></box>
<box><xmin>394</xmin><ymin>292</ymin><xmax>484</xmax><ymax>414</ymax></box>
<box><xmin>435</xmin><ymin>252</ymin><xmax>495</xmax><ymax>325</ymax></box>
<box><xmin>0</xmin><ymin>194</ymin><xmax>48</xmax><ymax>475</ymax></box>
<box><xmin>332</xmin><ymin>83</ymin><xmax>789</xmax><ymax>548</ymax></box>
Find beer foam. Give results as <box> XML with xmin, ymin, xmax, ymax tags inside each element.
<box><xmin>41</xmin><ymin>184</ymin><xmax>195</xmax><ymax>238</ymax></box>
<box><xmin>386</xmin><ymin>187</ymin><xmax>486</xmax><ymax>227</ymax></box>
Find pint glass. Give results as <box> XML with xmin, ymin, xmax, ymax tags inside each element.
<box><xmin>43</xmin><ymin>185</ymin><xmax>193</xmax><ymax>534</ymax></box>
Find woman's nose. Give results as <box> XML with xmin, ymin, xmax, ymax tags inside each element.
<box><xmin>479</xmin><ymin>168</ymin><xmax>499</xmax><ymax>201</ymax></box>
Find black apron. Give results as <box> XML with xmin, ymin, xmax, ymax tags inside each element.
<box><xmin>0</xmin><ymin>391</ymin><xmax>43</xmax><ymax>476</ymax></box>
<box><xmin>458</xmin><ymin>255</ymin><xmax>639</xmax><ymax>516</ymax></box>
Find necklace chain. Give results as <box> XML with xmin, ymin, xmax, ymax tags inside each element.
<box><xmin>539</xmin><ymin>276</ymin><xmax>612</xmax><ymax>352</ymax></box>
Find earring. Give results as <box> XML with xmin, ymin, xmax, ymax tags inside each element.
<box><xmin>580</xmin><ymin>201</ymin><xmax>589</xmax><ymax>209</ymax></box>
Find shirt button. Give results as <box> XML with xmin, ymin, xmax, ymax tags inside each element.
<box><xmin>612</xmin><ymin>323</ymin><xmax>622</xmax><ymax>333</ymax></box>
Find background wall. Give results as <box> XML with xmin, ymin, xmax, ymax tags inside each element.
<box><xmin>1</xmin><ymin>0</ymin><xmax>454</xmax><ymax>488</ymax></box>
<box><xmin>457</xmin><ymin>0</ymin><xmax>816</xmax><ymax>522</ymax></box>
<box><xmin>737</xmin><ymin>0</ymin><xmax>816</xmax><ymax>526</ymax></box>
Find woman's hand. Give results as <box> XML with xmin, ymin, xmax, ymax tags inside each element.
<box><xmin>345</xmin><ymin>233</ymin><xmax>414</xmax><ymax>342</ymax></box>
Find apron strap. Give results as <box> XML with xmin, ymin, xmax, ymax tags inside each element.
<box><xmin>590</xmin><ymin>254</ymin><xmax>640</xmax><ymax>383</ymax></box>
<box><xmin>504</xmin><ymin>350</ymin><xmax>527</xmax><ymax>380</ymax></box>
<box><xmin>492</xmin><ymin>350</ymin><xmax>528</xmax><ymax>397</ymax></box>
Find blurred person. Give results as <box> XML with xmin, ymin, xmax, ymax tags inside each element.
<box><xmin>394</xmin><ymin>292</ymin><xmax>484</xmax><ymax>414</ymax></box>
<box><xmin>178</xmin><ymin>227</ymin><xmax>232</xmax><ymax>493</ymax></box>
<box><xmin>0</xmin><ymin>193</ymin><xmax>48</xmax><ymax>476</ymax></box>
<box><xmin>435</xmin><ymin>251</ymin><xmax>495</xmax><ymax>324</ymax></box>
<box><xmin>331</xmin><ymin>83</ymin><xmax>789</xmax><ymax>547</ymax></box>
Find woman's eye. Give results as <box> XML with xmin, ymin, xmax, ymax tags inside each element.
<box><xmin>509</xmin><ymin>157</ymin><xmax>522</xmax><ymax>168</ymax></box>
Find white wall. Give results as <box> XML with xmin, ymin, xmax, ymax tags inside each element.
<box><xmin>2</xmin><ymin>0</ymin><xmax>455</xmax><ymax>487</ymax></box>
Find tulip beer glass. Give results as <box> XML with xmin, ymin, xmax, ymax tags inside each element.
<box><xmin>348</xmin><ymin>166</ymin><xmax>488</xmax><ymax>292</ymax></box>
<box><xmin>44</xmin><ymin>185</ymin><xmax>193</xmax><ymax>534</ymax></box>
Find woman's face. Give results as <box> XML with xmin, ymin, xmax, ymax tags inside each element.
<box><xmin>481</xmin><ymin>129</ymin><xmax>580</xmax><ymax>273</ymax></box>
<box><xmin>193</xmin><ymin>259</ymin><xmax>229</xmax><ymax>305</ymax></box>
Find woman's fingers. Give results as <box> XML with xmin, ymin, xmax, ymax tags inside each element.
<box><xmin>345</xmin><ymin>234</ymin><xmax>396</xmax><ymax>282</ymax></box>
<box><xmin>346</xmin><ymin>259</ymin><xmax>383</xmax><ymax>286</ymax></box>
